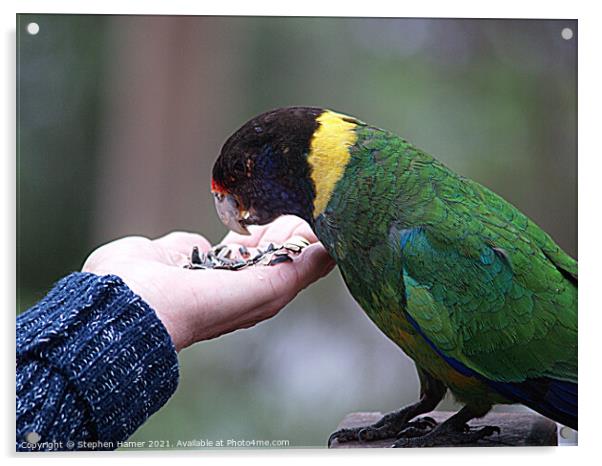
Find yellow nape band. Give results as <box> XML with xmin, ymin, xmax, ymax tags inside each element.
<box><xmin>308</xmin><ymin>110</ymin><xmax>358</xmax><ymax>217</ymax></box>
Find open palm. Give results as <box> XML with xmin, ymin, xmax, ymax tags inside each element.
<box><xmin>82</xmin><ymin>215</ymin><xmax>334</xmax><ymax>351</ymax></box>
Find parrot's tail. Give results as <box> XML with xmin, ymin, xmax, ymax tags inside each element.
<box><xmin>491</xmin><ymin>377</ymin><xmax>577</xmax><ymax>430</ymax></box>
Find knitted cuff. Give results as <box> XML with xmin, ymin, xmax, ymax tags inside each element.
<box><xmin>17</xmin><ymin>272</ymin><xmax>180</xmax><ymax>442</ymax></box>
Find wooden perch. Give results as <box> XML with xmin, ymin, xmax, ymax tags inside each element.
<box><xmin>329</xmin><ymin>411</ymin><xmax>559</xmax><ymax>448</ymax></box>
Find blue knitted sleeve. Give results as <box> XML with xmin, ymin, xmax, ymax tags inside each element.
<box><xmin>16</xmin><ymin>272</ymin><xmax>180</xmax><ymax>451</ymax></box>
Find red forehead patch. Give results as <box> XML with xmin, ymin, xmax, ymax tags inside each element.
<box><xmin>211</xmin><ymin>178</ymin><xmax>228</xmax><ymax>194</ymax></box>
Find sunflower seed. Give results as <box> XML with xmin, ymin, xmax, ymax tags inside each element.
<box><xmin>231</xmin><ymin>261</ymin><xmax>248</xmax><ymax>270</ymax></box>
<box><xmin>269</xmin><ymin>254</ymin><xmax>293</xmax><ymax>265</ymax></box>
<box><xmin>213</xmin><ymin>244</ymin><xmax>226</xmax><ymax>255</ymax></box>
<box><xmin>217</xmin><ymin>246</ymin><xmax>232</xmax><ymax>259</ymax></box>
<box><xmin>251</xmin><ymin>251</ymin><xmax>265</xmax><ymax>262</ymax></box>
<box><xmin>191</xmin><ymin>246</ymin><xmax>202</xmax><ymax>264</ymax></box>
<box><xmin>185</xmin><ymin>262</ymin><xmax>208</xmax><ymax>270</ymax></box>
<box><xmin>239</xmin><ymin>245</ymin><xmax>250</xmax><ymax>258</ymax></box>
<box><xmin>282</xmin><ymin>236</ymin><xmax>310</xmax><ymax>253</ymax></box>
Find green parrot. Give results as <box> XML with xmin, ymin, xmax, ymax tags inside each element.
<box><xmin>211</xmin><ymin>107</ymin><xmax>577</xmax><ymax>447</ymax></box>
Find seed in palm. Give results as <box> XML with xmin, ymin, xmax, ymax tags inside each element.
<box><xmin>191</xmin><ymin>246</ymin><xmax>202</xmax><ymax>264</ymax></box>
<box><xmin>268</xmin><ymin>254</ymin><xmax>293</xmax><ymax>265</ymax></box>
<box><xmin>239</xmin><ymin>245</ymin><xmax>250</xmax><ymax>259</ymax></box>
<box><xmin>185</xmin><ymin>238</ymin><xmax>309</xmax><ymax>271</ymax></box>
<box><xmin>282</xmin><ymin>236</ymin><xmax>310</xmax><ymax>253</ymax></box>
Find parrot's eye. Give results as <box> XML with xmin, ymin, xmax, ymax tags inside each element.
<box><xmin>213</xmin><ymin>192</ymin><xmax>224</xmax><ymax>202</ymax></box>
<box><xmin>233</xmin><ymin>160</ymin><xmax>246</xmax><ymax>176</ymax></box>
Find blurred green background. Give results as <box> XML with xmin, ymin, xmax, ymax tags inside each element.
<box><xmin>17</xmin><ymin>15</ymin><xmax>577</xmax><ymax>448</ymax></box>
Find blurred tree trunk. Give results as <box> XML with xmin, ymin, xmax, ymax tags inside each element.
<box><xmin>94</xmin><ymin>16</ymin><xmax>246</xmax><ymax>243</ymax></box>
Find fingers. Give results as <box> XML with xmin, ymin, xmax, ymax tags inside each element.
<box><xmin>295</xmin><ymin>242</ymin><xmax>336</xmax><ymax>287</ymax></box>
<box><xmin>222</xmin><ymin>215</ymin><xmax>318</xmax><ymax>248</ymax></box>
<box><xmin>220</xmin><ymin>217</ymin><xmax>330</xmax><ymax>308</ymax></box>
<box><xmin>154</xmin><ymin>231</ymin><xmax>212</xmax><ymax>255</ymax></box>
<box><xmin>271</xmin><ymin>242</ymin><xmax>335</xmax><ymax>293</ymax></box>
<box><xmin>173</xmin><ymin>238</ymin><xmax>336</xmax><ymax>345</ymax></box>
<box><xmin>221</xmin><ymin>228</ymin><xmax>261</xmax><ymax>248</ymax></box>
<box><xmin>229</xmin><ymin>242</ymin><xmax>334</xmax><ymax>309</ymax></box>
<box><xmin>82</xmin><ymin>235</ymin><xmax>152</xmax><ymax>272</ymax></box>
<box><xmin>258</xmin><ymin>215</ymin><xmax>319</xmax><ymax>247</ymax></box>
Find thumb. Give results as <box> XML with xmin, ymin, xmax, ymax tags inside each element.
<box><xmin>295</xmin><ymin>242</ymin><xmax>336</xmax><ymax>289</ymax></box>
<box><xmin>268</xmin><ymin>242</ymin><xmax>335</xmax><ymax>297</ymax></box>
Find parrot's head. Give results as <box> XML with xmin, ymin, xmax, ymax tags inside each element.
<box><xmin>211</xmin><ymin>106</ymin><xmax>361</xmax><ymax>234</ymax></box>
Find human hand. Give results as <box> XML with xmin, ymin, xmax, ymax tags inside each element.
<box><xmin>82</xmin><ymin>216</ymin><xmax>335</xmax><ymax>351</ymax></box>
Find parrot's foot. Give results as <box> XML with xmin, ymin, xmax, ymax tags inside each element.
<box><xmin>327</xmin><ymin>410</ymin><xmax>438</xmax><ymax>447</ymax></box>
<box><xmin>393</xmin><ymin>404</ymin><xmax>498</xmax><ymax>447</ymax></box>
<box><xmin>328</xmin><ymin>371</ymin><xmax>447</xmax><ymax>448</ymax></box>
<box><xmin>396</xmin><ymin>416</ymin><xmax>439</xmax><ymax>438</ymax></box>
<box><xmin>392</xmin><ymin>423</ymin><xmax>500</xmax><ymax>448</ymax></box>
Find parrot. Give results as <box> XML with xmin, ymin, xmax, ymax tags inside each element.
<box><xmin>210</xmin><ymin>107</ymin><xmax>577</xmax><ymax>447</ymax></box>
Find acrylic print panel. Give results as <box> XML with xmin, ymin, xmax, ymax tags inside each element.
<box><xmin>16</xmin><ymin>15</ymin><xmax>577</xmax><ymax>450</ymax></box>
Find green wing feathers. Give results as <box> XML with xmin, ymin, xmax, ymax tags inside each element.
<box><xmin>384</xmin><ymin>136</ymin><xmax>578</xmax><ymax>385</ymax></box>
<box><xmin>399</xmin><ymin>222</ymin><xmax>577</xmax><ymax>384</ymax></box>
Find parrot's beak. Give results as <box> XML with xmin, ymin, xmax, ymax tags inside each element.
<box><xmin>213</xmin><ymin>192</ymin><xmax>251</xmax><ymax>235</ymax></box>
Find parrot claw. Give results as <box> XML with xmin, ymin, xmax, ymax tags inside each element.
<box><xmin>328</xmin><ymin>411</ymin><xmax>436</xmax><ymax>447</ymax></box>
<box><xmin>395</xmin><ymin>416</ymin><xmax>439</xmax><ymax>438</ymax></box>
<box><xmin>327</xmin><ymin>426</ymin><xmax>376</xmax><ymax>447</ymax></box>
<box><xmin>391</xmin><ymin>424</ymin><xmax>500</xmax><ymax>448</ymax></box>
